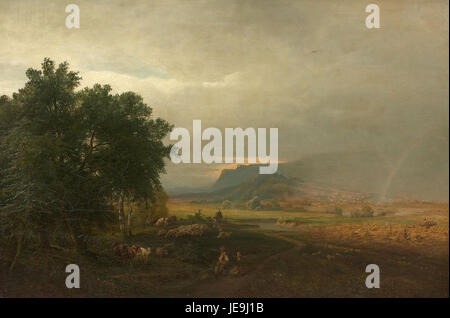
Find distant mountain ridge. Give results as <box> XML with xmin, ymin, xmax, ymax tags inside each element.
<box><xmin>185</xmin><ymin>171</ymin><xmax>372</xmax><ymax>203</ymax></box>
<box><xmin>221</xmin><ymin>173</ymin><xmax>300</xmax><ymax>201</ymax></box>
<box><xmin>211</xmin><ymin>150</ymin><xmax>449</xmax><ymax>202</ymax></box>
<box><xmin>212</xmin><ymin>164</ymin><xmax>261</xmax><ymax>191</ymax></box>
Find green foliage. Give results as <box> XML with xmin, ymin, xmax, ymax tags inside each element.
<box><xmin>0</xmin><ymin>58</ymin><xmax>172</xmax><ymax>253</ymax></box>
<box><xmin>263</xmin><ymin>199</ymin><xmax>281</xmax><ymax>210</ymax></box>
<box><xmin>247</xmin><ymin>196</ymin><xmax>261</xmax><ymax>210</ymax></box>
<box><xmin>350</xmin><ymin>206</ymin><xmax>374</xmax><ymax>218</ymax></box>
<box><xmin>224</xmin><ymin>173</ymin><xmax>301</xmax><ymax>202</ymax></box>
<box><xmin>133</xmin><ymin>189</ymin><xmax>169</xmax><ymax>228</ymax></box>
<box><xmin>186</xmin><ymin>210</ymin><xmax>210</xmax><ymax>223</ymax></box>
<box><xmin>376</xmin><ymin>209</ymin><xmax>395</xmax><ymax>217</ymax></box>
<box><xmin>328</xmin><ymin>206</ymin><xmax>343</xmax><ymax>216</ymax></box>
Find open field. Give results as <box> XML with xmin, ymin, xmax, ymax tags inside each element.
<box><xmin>1</xmin><ymin>200</ymin><xmax>448</xmax><ymax>297</ymax></box>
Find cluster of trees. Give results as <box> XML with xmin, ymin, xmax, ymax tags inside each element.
<box><xmin>0</xmin><ymin>59</ymin><xmax>172</xmax><ymax>267</ymax></box>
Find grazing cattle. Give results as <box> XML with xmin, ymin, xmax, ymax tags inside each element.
<box><xmin>113</xmin><ymin>243</ymin><xmax>151</xmax><ymax>263</ymax></box>
<box><xmin>145</xmin><ymin>216</ymin><xmax>159</xmax><ymax>227</ymax></box>
<box><xmin>217</xmin><ymin>231</ymin><xmax>232</xmax><ymax>239</ymax></box>
<box><xmin>136</xmin><ymin>247</ymin><xmax>151</xmax><ymax>263</ymax></box>
<box><xmin>229</xmin><ymin>266</ymin><xmax>240</xmax><ymax>275</ymax></box>
<box><xmin>155</xmin><ymin>216</ymin><xmax>177</xmax><ymax>227</ymax></box>
<box><xmin>155</xmin><ymin>217</ymin><xmax>169</xmax><ymax>227</ymax></box>
<box><xmin>155</xmin><ymin>247</ymin><xmax>169</xmax><ymax>257</ymax></box>
<box><xmin>113</xmin><ymin>243</ymin><xmax>133</xmax><ymax>258</ymax></box>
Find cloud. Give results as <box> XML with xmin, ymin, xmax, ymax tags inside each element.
<box><xmin>0</xmin><ymin>0</ymin><xmax>448</xmax><ymax>189</ymax></box>
<box><xmin>202</xmin><ymin>72</ymin><xmax>242</xmax><ymax>88</ymax></box>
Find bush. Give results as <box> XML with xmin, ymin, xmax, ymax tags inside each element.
<box><xmin>221</xmin><ymin>200</ymin><xmax>232</xmax><ymax>210</ymax></box>
<box><xmin>264</xmin><ymin>199</ymin><xmax>281</xmax><ymax>210</ymax></box>
<box><xmin>350</xmin><ymin>206</ymin><xmax>374</xmax><ymax>218</ymax></box>
<box><xmin>186</xmin><ymin>210</ymin><xmax>209</xmax><ymax>223</ymax></box>
<box><xmin>376</xmin><ymin>209</ymin><xmax>395</xmax><ymax>217</ymax></box>
<box><xmin>328</xmin><ymin>206</ymin><xmax>343</xmax><ymax>216</ymax></box>
<box><xmin>276</xmin><ymin>217</ymin><xmax>298</xmax><ymax>227</ymax></box>
<box><xmin>247</xmin><ymin>196</ymin><xmax>261</xmax><ymax>210</ymax></box>
<box><xmin>134</xmin><ymin>190</ymin><xmax>169</xmax><ymax>228</ymax></box>
<box><xmin>277</xmin><ymin>216</ymin><xmax>295</xmax><ymax>223</ymax></box>
<box><xmin>418</xmin><ymin>218</ymin><xmax>437</xmax><ymax>228</ymax></box>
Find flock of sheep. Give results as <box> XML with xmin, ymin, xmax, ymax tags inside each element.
<box><xmin>112</xmin><ymin>212</ymin><xmax>237</xmax><ymax>270</ymax></box>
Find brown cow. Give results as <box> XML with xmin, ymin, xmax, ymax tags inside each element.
<box><xmin>113</xmin><ymin>243</ymin><xmax>151</xmax><ymax>263</ymax></box>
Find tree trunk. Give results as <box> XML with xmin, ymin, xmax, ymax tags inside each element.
<box><xmin>39</xmin><ymin>230</ymin><xmax>51</xmax><ymax>249</ymax></box>
<box><xmin>64</xmin><ymin>218</ymin><xmax>79</xmax><ymax>251</ymax></box>
<box><xmin>9</xmin><ymin>232</ymin><xmax>24</xmax><ymax>273</ymax></box>
<box><xmin>144</xmin><ymin>216</ymin><xmax>149</xmax><ymax>228</ymax></box>
<box><xmin>118</xmin><ymin>196</ymin><xmax>125</xmax><ymax>235</ymax></box>
<box><xmin>72</xmin><ymin>222</ymin><xmax>87</xmax><ymax>252</ymax></box>
<box><xmin>127</xmin><ymin>205</ymin><xmax>133</xmax><ymax>236</ymax></box>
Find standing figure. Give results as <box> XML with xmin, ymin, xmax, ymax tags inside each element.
<box><xmin>214</xmin><ymin>247</ymin><xmax>229</xmax><ymax>275</ymax></box>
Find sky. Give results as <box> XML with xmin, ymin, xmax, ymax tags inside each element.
<box><xmin>0</xmin><ymin>0</ymin><xmax>448</xmax><ymax>191</ymax></box>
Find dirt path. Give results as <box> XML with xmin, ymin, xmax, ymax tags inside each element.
<box><xmin>181</xmin><ymin>220</ymin><xmax>449</xmax><ymax>298</ymax></box>
<box><xmin>262</xmin><ymin>232</ymin><xmax>305</xmax><ymax>248</ymax></box>
<box><xmin>185</xmin><ymin>230</ymin><xmax>304</xmax><ymax>297</ymax></box>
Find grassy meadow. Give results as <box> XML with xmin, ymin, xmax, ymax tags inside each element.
<box><xmin>1</xmin><ymin>198</ymin><xmax>448</xmax><ymax>297</ymax></box>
